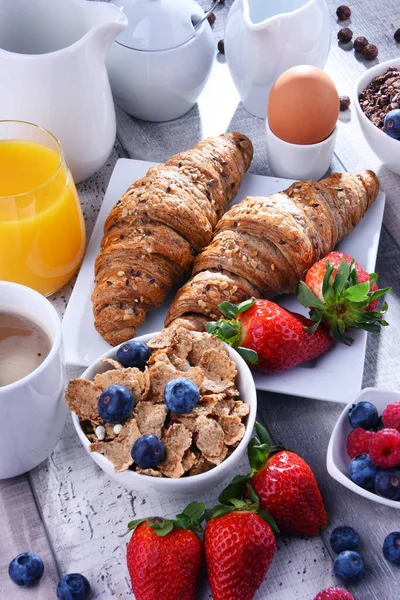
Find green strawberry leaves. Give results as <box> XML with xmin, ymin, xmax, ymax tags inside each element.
<box><xmin>206</xmin><ymin>298</ymin><xmax>258</xmax><ymax>365</ymax></box>
<box><xmin>121</xmin><ymin>502</ymin><xmax>205</xmax><ymax>537</ymax></box>
<box><xmin>296</xmin><ymin>258</ymin><xmax>391</xmax><ymax>345</ymax></box>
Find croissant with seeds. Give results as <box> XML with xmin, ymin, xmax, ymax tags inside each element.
<box><xmin>165</xmin><ymin>170</ymin><xmax>380</xmax><ymax>328</ymax></box>
<box><xmin>92</xmin><ymin>133</ymin><xmax>253</xmax><ymax>345</ymax></box>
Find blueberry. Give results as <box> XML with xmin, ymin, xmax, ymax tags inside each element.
<box><xmin>375</xmin><ymin>469</ymin><xmax>400</xmax><ymax>500</ymax></box>
<box><xmin>131</xmin><ymin>434</ymin><xmax>165</xmax><ymax>469</ymax></box>
<box><xmin>384</xmin><ymin>109</ymin><xmax>400</xmax><ymax>140</ymax></box>
<box><xmin>57</xmin><ymin>573</ymin><xmax>91</xmax><ymax>600</ymax></box>
<box><xmin>330</xmin><ymin>526</ymin><xmax>360</xmax><ymax>554</ymax></box>
<box><xmin>383</xmin><ymin>532</ymin><xmax>400</xmax><ymax>565</ymax></box>
<box><xmin>164</xmin><ymin>377</ymin><xmax>200</xmax><ymax>413</ymax></box>
<box><xmin>98</xmin><ymin>384</ymin><xmax>134</xmax><ymax>424</ymax></box>
<box><xmin>8</xmin><ymin>552</ymin><xmax>44</xmax><ymax>587</ymax></box>
<box><xmin>348</xmin><ymin>401</ymin><xmax>379</xmax><ymax>429</ymax></box>
<box><xmin>116</xmin><ymin>341</ymin><xmax>150</xmax><ymax>369</ymax></box>
<box><xmin>348</xmin><ymin>454</ymin><xmax>377</xmax><ymax>489</ymax></box>
<box><xmin>333</xmin><ymin>550</ymin><xmax>366</xmax><ymax>583</ymax></box>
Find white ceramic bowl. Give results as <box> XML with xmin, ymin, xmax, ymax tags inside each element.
<box><xmin>71</xmin><ymin>332</ymin><xmax>257</xmax><ymax>495</ymax></box>
<box><xmin>354</xmin><ymin>58</ymin><xmax>400</xmax><ymax>176</ymax></box>
<box><xmin>265</xmin><ymin>120</ymin><xmax>337</xmax><ymax>181</ymax></box>
<box><xmin>327</xmin><ymin>387</ymin><xmax>400</xmax><ymax>509</ymax></box>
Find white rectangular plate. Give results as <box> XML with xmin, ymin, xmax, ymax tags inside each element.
<box><xmin>63</xmin><ymin>158</ymin><xmax>386</xmax><ymax>403</ymax></box>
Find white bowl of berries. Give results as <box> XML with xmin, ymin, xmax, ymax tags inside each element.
<box><xmin>67</xmin><ymin>329</ymin><xmax>257</xmax><ymax>495</ymax></box>
<box><xmin>327</xmin><ymin>387</ymin><xmax>400</xmax><ymax>508</ymax></box>
<box><xmin>355</xmin><ymin>57</ymin><xmax>400</xmax><ymax>176</ymax></box>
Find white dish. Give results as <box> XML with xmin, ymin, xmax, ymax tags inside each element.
<box><xmin>71</xmin><ymin>331</ymin><xmax>257</xmax><ymax>495</ymax></box>
<box><xmin>327</xmin><ymin>387</ymin><xmax>400</xmax><ymax>509</ymax></box>
<box><xmin>355</xmin><ymin>58</ymin><xmax>400</xmax><ymax>177</ymax></box>
<box><xmin>63</xmin><ymin>158</ymin><xmax>386</xmax><ymax>403</ymax></box>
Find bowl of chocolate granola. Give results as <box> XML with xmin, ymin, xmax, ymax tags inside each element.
<box><xmin>66</xmin><ymin>326</ymin><xmax>257</xmax><ymax>495</ymax></box>
<box><xmin>355</xmin><ymin>58</ymin><xmax>400</xmax><ymax>175</ymax></box>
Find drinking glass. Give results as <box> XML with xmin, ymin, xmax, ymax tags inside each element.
<box><xmin>0</xmin><ymin>120</ymin><xmax>86</xmax><ymax>296</ymax></box>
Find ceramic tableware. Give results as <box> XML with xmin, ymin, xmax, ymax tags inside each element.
<box><xmin>0</xmin><ymin>0</ymin><xmax>127</xmax><ymax>182</ymax></box>
<box><xmin>106</xmin><ymin>0</ymin><xmax>215</xmax><ymax>122</ymax></box>
<box><xmin>0</xmin><ymin>120</ymin><xmax>86</xmax><ymax>296</ymax></box>
<box><xmin>71</xmin><ymin>332</ymin><xmax>257</xmax><ymax>495</ymax></box>
<box><xmin>0</xmin><ymin>282</ymin><xmax>67</xmax><ymax>479</ymax></box>
<box><xmin>327</xmin><ymin>387</ymin><xmax>400</xmax><ymax>509</ymax></box>
<box><xmin>266</xmin><ymin>121</ymin><xmax>338</xmax><ymax>180</ymax></box>
<box><xmin>354</xmin><ymin>57</ymin><xmax>400</xmax><ymax>177</ymax></box>
<box><xmin>62</xmin><ymin>158</ymin><xmax>386</xmax><ymax>403</ymax></box>
<box><xmin>225</xmin><ymin>0</ymin><xmax>331</xmax><ymax>118</ymax></box>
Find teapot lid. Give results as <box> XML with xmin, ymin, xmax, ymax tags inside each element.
<box><xmin>113</xmin><ymin>0</ymin><xmax>205</xmax><ymax>52</ymax></box>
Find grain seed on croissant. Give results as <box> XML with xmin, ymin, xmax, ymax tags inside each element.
<box><xmin>92</xmin><ymin>133</ymin><xmax>253</xmax><ymax>345</ymax></box>
<box><xmin>165</xmin><ymin>170</ymin><xmax>379</xmax><ymax>326</ymax></box>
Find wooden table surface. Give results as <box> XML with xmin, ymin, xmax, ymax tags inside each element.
<box><xmin>1</xmin><ymin>1</ymin><xmax>400</xmax><ymax>598</ymax></box>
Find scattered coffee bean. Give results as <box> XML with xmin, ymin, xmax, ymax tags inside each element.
<box><xmin>207</xmin><ymin>12</ymin><xmax>216</xmax><ymax>26</ymax></box>
<box><xmin>336</xmin><ymin>5</ymin><xmax>351</xmax><ymax>20</ymax></box>
<box><xmin>395</xmin><ymin>29</ymin><xmax>400</xmax><ymax>43</ymax></box>
<box><xmin>354</xmin><ymin>36</ymin><xmax>369</xmax><ymax>52</ymax></box>
<box><xmin>359</xmin><ymin>66</ymin><xmax>400</xmax><ymax>130</ymax></box>
<box><xmin>362</xmin><ymin>43</ymin><xmax>378</xmax><ymax>61</ymax></box>
<box><xmin>340</xmin><ymin>96</ymin><xmax>351</xmax><ymax>111</ymax></box>
<box><xmin>338</xmin><ymin>27</ymin><xmax>353</xmax><ymax>43</ymax></box>
<box><xmin>217</xmin><ymin>39</ymin><xmax>225</xmax><ymax>54</ymax></box>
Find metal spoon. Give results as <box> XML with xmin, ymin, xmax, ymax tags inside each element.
<box><xmin>192</xmin><ymin>0</ymin><xmax>220</xmax><ymax>29</ymax></box>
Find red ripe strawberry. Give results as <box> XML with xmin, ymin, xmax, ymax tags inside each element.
<box><xmin>207</xmin><ymin>298</ymin><xmax>333</xmax><ymax>374</ymax></box>
<box><xmin>204</xmin><ymin>492</ymin><xmax>276</xmax><ymax>600</ymax></box>
<box><xmin>369</xmin><ymin>428</ymin><xmax>400</xmax><ymax>468</ymax></box>
<box><xmin>124</xmin><ymin>502</ymin><xmax>204</xmax><ymax>600</ymax></box>
<box><xmin>313</xmin><ymin>587</ymin><xmax>355</xmax><ymax>600</ymax></box>
<box><xmin>297</xmin><ymin>251</ymin><xmax>390</xmax><ymax>345</ymax></box>
<box><xmin>382</xmin><ymin>401</ymin><xmax>400</xmax><ymax>432</ymax></box>
<box><xmin>347</xmin><ymin>427</ymin><xmax>374</xmax><ymax>459</ymax></box>
<box><xmin>220</xmin><ymin>423</ymin><xmax>327</xmax><ymax>537</ymax></box>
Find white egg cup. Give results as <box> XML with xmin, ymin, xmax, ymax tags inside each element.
<box><xmin>266</xmin><ymin>120</ymin><xmax>337</xmax><ymax>181</ymax></box>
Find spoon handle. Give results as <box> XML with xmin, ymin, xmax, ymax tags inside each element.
<box><xmin>193</xmin><ymin>0</ymin><xmax>220</xmax><ymax>29</ymax></box>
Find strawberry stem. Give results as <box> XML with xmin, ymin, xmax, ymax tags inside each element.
<box><xmin>120</xmin><ymin>501</ymin><xmax>205</xmax><ymax>537</ymax></box>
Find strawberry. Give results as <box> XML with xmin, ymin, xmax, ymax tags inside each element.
<box><xmin>124</xmin><ymin>502</ymin><xmax>204</xmax><ymax>600</ymax></box>
<box><xmin>207</xmin><ymin>297</ymin><xmax>333</xmax><ymax>374</ymax></box>
<box><xmin>220</xmin><ymin>423</ymin><xmax>327</xmax><ymax>536</ymax></box>
<box><xmin>204</xmin><ymin>488</ymin><xmax>277</xmax><ymax>600</ymax></box>
<box><xmin>297</xmin><ymin>251</ymin><xmax>390</xmax><ymax>345</ymax></box>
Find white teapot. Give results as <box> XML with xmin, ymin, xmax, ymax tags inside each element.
<box><xmin>0</xmin><ymin>0</ymin><xmax>127</xmax><ymax>182</ymax></box>
<box><xmin>106</xmin><ymin>0</ymin><xmax>215</xmax><ymax>122</ymax></box>
<box><xmin>225</xmin><ymin>0</ymin><xmax>331</xmax><ymax>118</ymax></box>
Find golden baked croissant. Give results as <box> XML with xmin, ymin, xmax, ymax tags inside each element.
<box><xmin>92</xmin><ymin>133</ymin><xmax>253</xmax><ymax>345</ymax></box>
<box><xmin>165</xmin><ymin>170</ymin><xmax>380</xmax><ymax>327</ymax></box>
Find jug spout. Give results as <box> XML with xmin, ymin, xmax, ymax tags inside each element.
<box><xmin>82</xmin><ymin>1</ymin><xmax>127</xmax><ymax>60</ymax></box>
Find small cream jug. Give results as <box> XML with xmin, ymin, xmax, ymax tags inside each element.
<box><xmin>0</xmin><ymin>0</ymin><xmax>127</xmax><ymax>182</ymax></box>
<box><xmin>225</xmin><ymin>0</ymin><xmax>331</xmax><ymax>119</ymax></box>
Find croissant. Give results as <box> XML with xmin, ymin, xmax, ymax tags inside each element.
<box><xmin>92</xmin><ymin>133</ymin><xmax>253</xmax><ymax>345</ymax></box>
<box><xmin>165</xmin><ymin>170</ymin><xmax>380</xmax><ymax>326</ymax></box>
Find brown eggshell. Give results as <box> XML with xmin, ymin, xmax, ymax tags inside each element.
<box><xmin>268</xmin><ymin>66</ymin><xmax>340</xmax><ymax>145</ymax></box>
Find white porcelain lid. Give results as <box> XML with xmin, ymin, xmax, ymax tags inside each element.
<box><xmin>113</xmin><ymin>0</ymin><xmax>205</xmax><ymax>51</ymax></box>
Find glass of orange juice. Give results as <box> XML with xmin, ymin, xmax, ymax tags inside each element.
<box><xmin>0</xmin><ymin>121</ymin><xmax>86</xmax><ymax>296</ymax></box>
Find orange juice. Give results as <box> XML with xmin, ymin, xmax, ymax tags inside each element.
<box><xmin>0</xmin><ymin>140</ymin><xmax>86</xmax><ymax>296</ymax></box>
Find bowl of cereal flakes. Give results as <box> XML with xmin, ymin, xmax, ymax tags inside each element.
<box><xmin>355</xmin><ymin>57</ymin><xmax>400</xmax><ymax>176</ymax></box>
<box><xmin>66</xmin><ymin>326</ymin><xmax>257</xmax><ymax>495</ymax></box>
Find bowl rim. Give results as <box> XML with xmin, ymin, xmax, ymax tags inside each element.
<box><xmin>354</xmin><ymin>57</ymin><xmax>400</xmax><ymax>147</ymax></box>
<box><xmin>71</xmin><ymin>330</ymin><xmax>257</xmax><ymax>488</ymax></box>
<box><xmin>327</xmin><ymin>386</ymin><xmax>400</xmax><ymax>509</ymax></box>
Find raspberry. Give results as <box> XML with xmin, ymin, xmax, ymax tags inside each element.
<box><xmin>314</xmin><ymin>587</ymin><xmax>354</xmax><ymax>600</ymax></box>
<box><xmin>369</xmin><ymin>429</ymin><xmax>400</xmax><ymax>468</ymax></box>
<box><xmin>347</xmin><ymin>428</ymin><xmax>373</xmax><ymax>458</ymax></box>
<box><xmin>382</xmin><ymin>402</ymin><xmax>400</xmax><ymax>432</ymax></box>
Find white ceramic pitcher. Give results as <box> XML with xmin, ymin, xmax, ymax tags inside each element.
<box><xmin>0</xmin><ymin>0</ymin><xmax>127</xmax><ymax>182</ymax></box>
<box><xmin>225</xmin><ymin>0</ymin><xmax>331</xmax><ymax>119</ymax></box>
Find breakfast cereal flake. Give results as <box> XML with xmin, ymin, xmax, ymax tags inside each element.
<box><xmin>217</xmin><ymin>414</ymin><xmax>246</xmax><ymax>446</ymax></box>
<box><xmin>162</xmin><ymin>423</ymin><xmax>192</xmax><ymax>456</ymax></box>
<box><xmin>94</xmin><ymin>366</ymin><xmax>150</xmax><ymax>402</ymax></box>
<box><xmin>196</xmin><ymin>415</ymin><xmax>225</xmax><ymax>457</ymax></box>
<box><xmin>90</xmin><ymin>419</ymin><xmax>141</xmax><ymax>472</ymax></box>
<box><xmin>65</xmin><ymin>379</ymin><xmax>101</xmax><ymax>422</ymax></box>
<box><xmin>134</xmin><ymin>402</ymin><xmax>168</xmax><ymax>437</ymax></box>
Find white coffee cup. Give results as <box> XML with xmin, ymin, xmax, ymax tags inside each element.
<box><xmin>266</xmin><ymin>120</ymin><xmax>338</xmax><ymax>181</ymax></box>
<box><xmin>0</xmin><ymin>282</ymin><xmax>67</xmax><ymax>479</ymax></box>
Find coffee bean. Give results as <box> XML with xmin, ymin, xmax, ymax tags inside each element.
<box><xmin>208</xmin><ymin>13</ymin><xmax>216</xmax><ymax>26</ymax></box>
<box><xmin>338</xmin><ymin>27</ymin><xmax>353</xmax><ymax>43</ymax></box>
<box><xmin>354</xmin><ymin>36</ymin><xmax>369</xmax><ymax>53</ymax></box>
<box><xmin>340</xmin><ymin>96</ymin><xmax>351</xmax><ymax>111</ymax></box>
<box><xmin>217</xmin><ymin>39</ymin><xmax>225</xmax><ymax>54</ymax></box>
<box><xmin>362</xmin><ymin>44</ymin><xmax>378</xmax><ymax>60</ymax></box>
<box><xmin>336</xmin><ymin>5</ymin><xmax>351</xmax><ymax>20</ymax></box>
<box><xmin>395</xmin><ymin>29</ymin><xmax>400</xmax><ymax>43</ymax></box>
